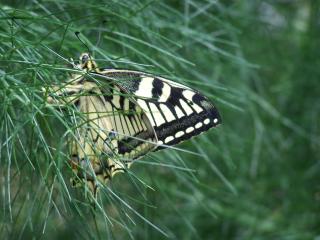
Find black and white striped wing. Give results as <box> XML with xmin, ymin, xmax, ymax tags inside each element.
<box><xmin>101</xmin><ymin>84</ymin><xmax>158</xmax><ymax>160</ymax></box>
<box><xmin>99</xmin><ymin>70</ymin><xmax>221</xmax><ymax>148</ymax></box>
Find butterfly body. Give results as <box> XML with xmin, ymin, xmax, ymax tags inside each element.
<box><xmin>44</xmin><ymin>53</ymin><xmax>221</xmax><ymax>194</ymax></box>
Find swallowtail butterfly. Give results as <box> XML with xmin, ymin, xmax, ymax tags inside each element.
<box><xmin>44</xmin><ymin>53</ymin><xmax>221</xmax><ymax>195</ymax></box>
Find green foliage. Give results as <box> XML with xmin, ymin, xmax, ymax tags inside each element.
<box><xmin>0</xmin><ymin>1</ymin><xmax>319</xmax><ymax>239</ymax></box>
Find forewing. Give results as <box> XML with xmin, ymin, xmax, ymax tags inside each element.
<box><xmin>98</xmin><ymin>70</ymin><xmax>221</xmax><ymax>147</ymax></box>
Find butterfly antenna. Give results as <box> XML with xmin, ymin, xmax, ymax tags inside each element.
<box><xmin>75</xmin><ymin>31</ymin><xmax>93</xmax><ymax>59</ymax></box>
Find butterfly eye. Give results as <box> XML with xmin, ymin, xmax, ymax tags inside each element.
<box><xmin>81</xmin><ymin>53</ymin><xmax>90</xmax><ymax>64</ymax></box>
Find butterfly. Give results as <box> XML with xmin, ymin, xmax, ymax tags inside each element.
<box><xmin>43</xmin><ymin>53</ymin><xmax>221</xmax><ymax>196</ymax></box>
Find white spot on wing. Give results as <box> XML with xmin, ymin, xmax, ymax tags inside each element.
<box><xmin>186</xmin><ymin>127</ymin><xmax>194</xmax><ymax>133</ymax></box>
<box><xmin>214</xmin><ymin>118</ymin><xmax>218</xmax><ymax>124</ymax></box>
<box><xmin>175</xmin><ymin>131</ymin><xmax>184</xmax><ymax>138</ymax></box>
<box><xmin>180</xmin><ymin>99</ymin><xmax>193</xmax><ymax>115</ymax></box>
<box><xmin>164</xmin><ymin>136</ymin><xmax>174</xmax><ymax>143</ymax></box>
<box><xmin>135</xmin><ymin>77</ymin><xmax>154</xmax><ymax>98</ymax></box>
<box><xmin>204</xmin><ymin>118</ymin><xmax>210</xmax><ymax>125</ymax></box>
<box><xmin>159</xmin><ymin>104</ymin><xmax>175</xmax><ymax>122</ymax></box>
<box><xmin>195</xmin><ymin>122</ymin><xmax>203</xmax><ymax>129</ymax></box>
<box><xmin>149</xmin><ymin>102</ymin><xmax>165</xmax><ymax>127</ymax></box>
<box><xmin>158</xmin><ymin>140</ymin><xmax>163</xmax><ymax>145</ymax></box>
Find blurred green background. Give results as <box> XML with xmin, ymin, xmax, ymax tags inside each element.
<box><xmin>0</xmin><ymin>1</ymin><xmax>319</xmax><ymax>239</ymax></box>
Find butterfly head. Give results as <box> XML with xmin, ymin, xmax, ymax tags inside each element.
<box><xmin>79</xmin><ymin>53</ymin><xmax>100</xmax><ymax>72</ymax></box>
<box><xmin>43</xmin><ymin>53</ymin><xmax>103</xmax><ymax>106</ymax></box>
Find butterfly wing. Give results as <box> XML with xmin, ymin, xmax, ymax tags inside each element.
<box><xmin>44</xmin><ymin>63</ymin><xmax>221</xmax><ymax>195</ymax></box>
<box><xmin>100</xmin><ymin>84</ymin><xmax>158</xmax><ymax>161</ymax></box>
<box><xmin>98</xmin><ymin>70</ymin><xmax>221</xmax><ymax>147</ymax></box>
<box><xmin>45</xmin><ymin>79</ymin><xmax>158</xmax><ymax>193</ymax></box>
